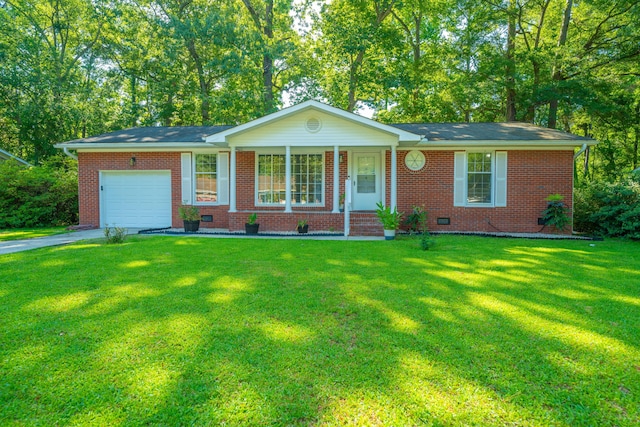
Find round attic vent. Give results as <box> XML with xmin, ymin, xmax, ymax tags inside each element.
<box><xmin>305</xmin><ymin>117</ymin><xmax>322</xmax><ymax>133</ymax></box>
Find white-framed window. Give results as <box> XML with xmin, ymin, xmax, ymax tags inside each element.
<box><xmin>195</xmin><ymin>154</ymin><xmax>218</xmax><ymax>203</ymax></box>
<box><xmin>180</xmin><ymin>152</ymin><xmax>229</xmax><ymax>206</ymax></box>
<box><xmin>256</xmin><ymin>153</ymin><xmax>324</xmax><ymax>205</ymax></box>
<box><xmin>467</xmin><ymin>152</ymin><xmax>493</xmax><ymax>204</ymax></box>
<box><xmin>454</xmin><ymin>151</ymin><xmax>507</xmax><ymax>207</ymax></box>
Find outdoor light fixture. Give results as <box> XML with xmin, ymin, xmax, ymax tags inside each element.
<box><xmin>129</xmin><ymin>156</ymin><xmax>136</xmax><ymax>167</ymax></box>
<box><xmin>339</xmin><ymin>154</ymin><xmax>344</xmax><ymax>163</ymax></box>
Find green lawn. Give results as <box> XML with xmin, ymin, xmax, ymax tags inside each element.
<box><xmin>0</xmin><ymin>235</ymin><xmax>639</xmax><ymax>426</ymax></box>
<box><xmin>0</xmin><ymin>226</ymin><xmax>69</xmax><ymax>242</ymax></box>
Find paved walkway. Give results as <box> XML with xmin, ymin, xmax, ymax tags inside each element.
<box><xmin>0</xmin><ymin>229</ymin><xmax>128</xmax><ymax>255</ymax></box>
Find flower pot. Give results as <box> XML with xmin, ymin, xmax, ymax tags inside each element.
<box><xmin>183</xmin><ymin>220</ymin><xmax>200</xmax><ymax>232</ymax></box>
<box><xmin>297</xmin><ymin>224</ymin><xmax>309</xmax><ymax>234</ymax></box>
<box><xmin>245</xmin><ymin>223</ymin><xmax>259</xmax><ymax>234</ymax></box>
<box><xmin>383</xmin><ymin>229</ymin><xmax>396</xmax><ymax>240</ymax></box>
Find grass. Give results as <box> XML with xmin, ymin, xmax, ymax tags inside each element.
<box><xmin>0</xmin><ymin>226</ymin><xmax>69</xmax><ymax>242</ymax></box>
<box><xmin>0</xmin><ymin>235</ymin><xmax>639</xmax><ymax>426</ymax></box>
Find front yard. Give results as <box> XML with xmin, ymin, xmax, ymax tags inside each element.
<box><xmin>0</xmin><ymin>235</ymin><xmax>638</xmax><ymax>426</ymax></box>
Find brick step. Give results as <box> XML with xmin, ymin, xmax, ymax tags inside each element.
<box><xmin>348</xmin><ymin>212</ymin><xmax>383</xmax><ymax>236</ymax></box>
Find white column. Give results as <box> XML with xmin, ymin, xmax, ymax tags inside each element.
<box><xmin>285</xmin><ymin>145</ymin><xmax>292</xmax><ymax>213</ymax></box>
<box><xmin>332</xmin><ymin>146</ymin><xmax>340</xmax><ymax>213</ymax></box>
<box><xmin>390</xmin><ymin>145</ymin><xmax>397</xmax><ymax>209</ymax></box>
<box><xmin>229</xmin><ymin>146</ymin><xmax>237</xmax><ymax>213</ymax></box>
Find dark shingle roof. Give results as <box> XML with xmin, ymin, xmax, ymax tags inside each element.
<box><xmin>62</xmin><ymin>122</ymin><xmax>591</xmax><ymax>145</ymax></box>
<box><xmin>390</xmin><ymin>122</ymin><xmax>591</xmax><ymax>141</ymax></box>
<box><xmin>64</xmin><ymin>126</ymin><xmax>233</xmax><ymax>144</ymax></box>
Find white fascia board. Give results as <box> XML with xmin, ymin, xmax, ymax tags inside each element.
<box><xmin>205</xmin><ymin>100</ymin><xmax>422</xmax><ymax>144</ymax></box>
<box><xmin>410</xmin><ymin>139</ymin><xmax>598</xmax><ymax>149</ymax></box>
<box><xmin>55</xmin><ymin>142</ymin><xmax>213</xmax><ymax>151</ymax></box>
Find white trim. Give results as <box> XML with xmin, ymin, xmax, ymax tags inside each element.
<box><xmin>285</xmin><ymin>146</ymin><xmax>292</xmax><ymax>213</ymax></box>
<box><xmin>332</xmin><ymin>146</ymin><xmax>340</xmax><ymax>213</ymax></box>
<box><xmin>229</xmin><ymin>147</ymin><xmax>237</xmax><ymax>212</ymax></box>
<box><xmin>390</xmin><ymin>146</ymin><xmax>397</xmax><ymax>209</ymax></box>
<box><xmin>56</xmin><ymin>142</ymin><xmax>214</xmax><ymax>150</ymax></box>
<box><xmin>414</xmin><ymin>140</ymin><xmax>596</xmax><ymax>148</ymax></box>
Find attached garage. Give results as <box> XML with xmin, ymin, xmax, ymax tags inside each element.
<box><xmin>100</xmin><ymin>171</ymin><xmax>172</xmax><ymax>228</ymax></box>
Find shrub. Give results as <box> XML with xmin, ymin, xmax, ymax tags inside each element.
<box><xmin>404</xmin><ymin>205</ymin><xmax>427</xmax><ymax>234</ymax></box>
<box><xmin>541</xmin><ymin>194</ymin><xmax>571</xmax><ymax>231</ymax></box>
<box><xmin>0</xmin><ymin>156</ymin><xmax>78</xmax><ymax>228</ymax></box>
<box><xmin>104</xmin><ymin>224</ymin><xmax>127</xmax><ymax>244</ymax></box>
<box><xmin>574</xmin><ymin>180</ymin><xmax>640</xmax><ymax>239</ymax></box>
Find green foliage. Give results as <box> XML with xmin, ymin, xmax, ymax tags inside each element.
<box><xmin>541</xmin><ymin>194</ymin><xmax>571</xmax><ymax>232</ymax></box>
<box><xmin>296</xmin><ymin>218</ymin><xmax>308</xmax><ymax>228</ymax></box>
<box><xmin>178</xmin><ymin>205</ymin><xmax>200</xmax><ymax>221</ymax></box>
<box><xmin>247</xmin><ymin>213</ymin><xmax>258</xmax><ymax>225</ymax></box>
<box><xmin>103</xmin><ymin>224</ymin><xmax>128</xmax><ymax>244</ymax></box>
<box><xmin>574</xmin><ymin>180</ymin><xmax>640</xmax><ymax>239</ymax></box>
<box><xmin>403</xmin><ymin>205</ymin><xmax>427</xmax><ymax>234</ymax></box>
<box><xmin>0</xmin><ymin>157</ymin><xmax>78</xmax><ymax>228</ymax></box>
<box><xmin>375</xmin><ymin>201</ymin><xmax>403</xmax><ymax>230</ymax></box>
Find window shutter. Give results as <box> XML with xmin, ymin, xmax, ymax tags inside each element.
<box><xmin>453</xmin><ymin>152</ymin><xmax>466</xmax><ymax>207</ymax></box>
<box><xmin>181</xmin><ymin>153</ymin><xmax>192</xmax><ymax>205</ymax></box>
<box><xmin>217</xmin><ymin>152</ymin><xmax>229</xmax><ymax>204</ymax></box>
<box><xmin>495</xmin><ymin>151</ymin><xmax>507</xmax><ymax>207</ymax></box>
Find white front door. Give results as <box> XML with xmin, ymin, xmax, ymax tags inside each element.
<box><xmin>352</xmin><ymin>152</ymin><xmax>381</xmax><ymax>211</ymax></box>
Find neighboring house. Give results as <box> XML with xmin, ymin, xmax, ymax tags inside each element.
<box><xmin>55</xmin><ymin>100</ymin><xmax>596</xmax><ymax>235</ymax></box>
<box><xmin>0</xmin><ymin>148</ymin><xmax>32</xmax><ymax>167</ymax></box>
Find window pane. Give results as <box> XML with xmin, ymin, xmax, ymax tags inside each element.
<box><xmin>195</xmin><ymin>154</ymin><xmax>217</xmax><ymax>202</ymax></box>
<box><xmin>467</xmin><ymin>152</ymin><xmax>492</xmax><ymax>204</ymax></box>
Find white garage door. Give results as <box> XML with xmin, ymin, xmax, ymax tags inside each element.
<box><xmin>101</xmin><ymin>171</ymin><xmax>172</xmax><ymax>228</ymax></box>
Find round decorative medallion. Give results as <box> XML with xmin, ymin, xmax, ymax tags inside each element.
<box><xmin>405</xmin><ymin>150</ymin><xmax>426</xmax><ymax>171</ymax></box>
<box><xmin>305</xmin><ymin>117</ymin><xmax>322</xmax><ymax>133</ymax></box>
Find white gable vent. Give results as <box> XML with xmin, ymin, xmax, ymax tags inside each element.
<box><xmin>305</xmin><ymin>117</ymin><xmax>322</xmax><ymax>133</ymax></box>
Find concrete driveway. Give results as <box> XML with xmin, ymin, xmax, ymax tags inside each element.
<box><xmin>0</xmin><ymin>229</ymin><xmax>139</xmax><ymax>255</ymax></box>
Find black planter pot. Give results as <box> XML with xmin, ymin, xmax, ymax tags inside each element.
<box><xmin>245</xmin><ymin>223</ymin><xmax>259</xmax><ymax>234</ymax></box>
<box><xmin>297</xmin><ymin>224</ymin><xmax>309</xmax><ymax>234</ymax></box>
<box><xmin>183</xmin><ymin>220</ymin><xmax>200</xmax><ymax>232</ymax></box>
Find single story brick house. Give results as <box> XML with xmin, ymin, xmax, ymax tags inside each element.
<box><xmin>56</xmin><ymin>100</ymin><xmax>596</xmax><ymax>235</ymax></box>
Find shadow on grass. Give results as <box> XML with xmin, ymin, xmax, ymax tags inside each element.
<box><xmin>0</xmin><ymin>236</ymin><xmax>639</xmax><ymax>425</ymax></box>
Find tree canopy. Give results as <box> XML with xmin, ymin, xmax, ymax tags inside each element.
<box><xmin>1</xmin><ymin>0</ymin><xmax>638</xmax><ymax>181</ymax></box>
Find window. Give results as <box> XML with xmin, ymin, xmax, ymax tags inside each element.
<box><xmin>467</xmin><ymin>152</ymin><xmax>492</xmax><ymax>204</ymax></box>
<box><xmin>195</xmin><ymin>154</ymin><xmax>217</xmax><ymax>203</ymax></box>
<box><xmin>292</xmin><ymin>154</ymin><xmax>323</xmax><ymax>204</ymax></box>
<box><xmin>454</xmin><ymin>151</ymin><xmax>507</xmax><ymax>207</ymax></box>
<box><xmin>257</xmin><ymin>154</ymin><xmax>286</xmax><ymax>204</ymax></box>
<box><xmin>257</xmin><ymin>153</ymin><xmax>324</xmax><ymax>205</ymax></box>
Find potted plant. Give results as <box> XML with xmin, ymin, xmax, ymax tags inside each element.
<box><xmin>376</xmin><ymin>201</ymin><xmax>403</xmax><ymax>240</ymax></box>
<box><xmin>245</xmin><ymin>213</ymin><xmax>259</xmax><ymax>234</ymax></box>
<box><xmin>296</xmin><ymin>219</ymin><xmax>309</xmax><ymax>234</ymax></box>
<box><xmin>179</xmin><ymin>205</ymin><xmax>200</xmax><ymax>232</ymax></box>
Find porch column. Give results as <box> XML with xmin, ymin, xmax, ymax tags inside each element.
<box><xmin>390</xmin><ymin>145</ymin><xmax>397</xmax><ymax>209</ymax></box>
<box><xmin>332</xmin><ymin>146</ymin><xmax>340</xmax><ymax>213</ymax></box>
<box><xmin>229</xmin><ymin>146</ymin><xmax>237</xmax><ymax>213</ymax></box>
<box><xmin>285</xmin><ymin>145</ymin><xmax>292</xmax><ymax>213</ymax></box>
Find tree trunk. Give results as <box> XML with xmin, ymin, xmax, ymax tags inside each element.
<box><xmin>549</xmin><ymin>0</ymin><xmax>573</xmax><ymax>129</ymax></box>
<box><xmin>505</xmin><ymin>0</ymin><xmax>517</xmax><ymax>122</ymax></box>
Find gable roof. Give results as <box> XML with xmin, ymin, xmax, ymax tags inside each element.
<box><xmin>205</xmin><ymin>100</ymin><xmax>422</xmax><ymax>145</ymax></box>
<box><xmin>0</xmin><ymin>148</ymin><xmax>32</xmax><ymax>166</ymax></box>
<box><xmin>62</xmin><ymin>126</ymin><xmax>232</xmax><ymax>145</ymax></box>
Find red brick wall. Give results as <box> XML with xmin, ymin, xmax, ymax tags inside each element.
<box><xmin>392</xmin><ymin>150</ymin><xmax>574</xmax><ymax>233</ymax></box>
<box><xmin>77</xmin><ymin>151</ymin><xmax>229</xmax><ymax>229</ymax></box>
<box><xmin>78</xmin><ymin>149</ymin><xmax>574</xmax><ymax>234</ymax></box>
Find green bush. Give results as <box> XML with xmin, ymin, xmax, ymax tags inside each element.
<box><xmin>574</xmin><ymin>180</ymin><xmax>640</xmax><ymax>239</ymax></box>
<box><xmin>0</xmin><ymin>156</ymin><xmax>78</xmax><ymax>228</ymax></box>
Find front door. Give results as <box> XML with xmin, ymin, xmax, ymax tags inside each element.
<box><xmin>352</xmin><ymin>152</ymin><xmax>381</xmax><ymax>211</ymax></box>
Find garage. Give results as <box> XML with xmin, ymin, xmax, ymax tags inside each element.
<box><xmin>101</xmin><ymin>171</ymin><xmax>172</xmax><ymax>228</ymax></box>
